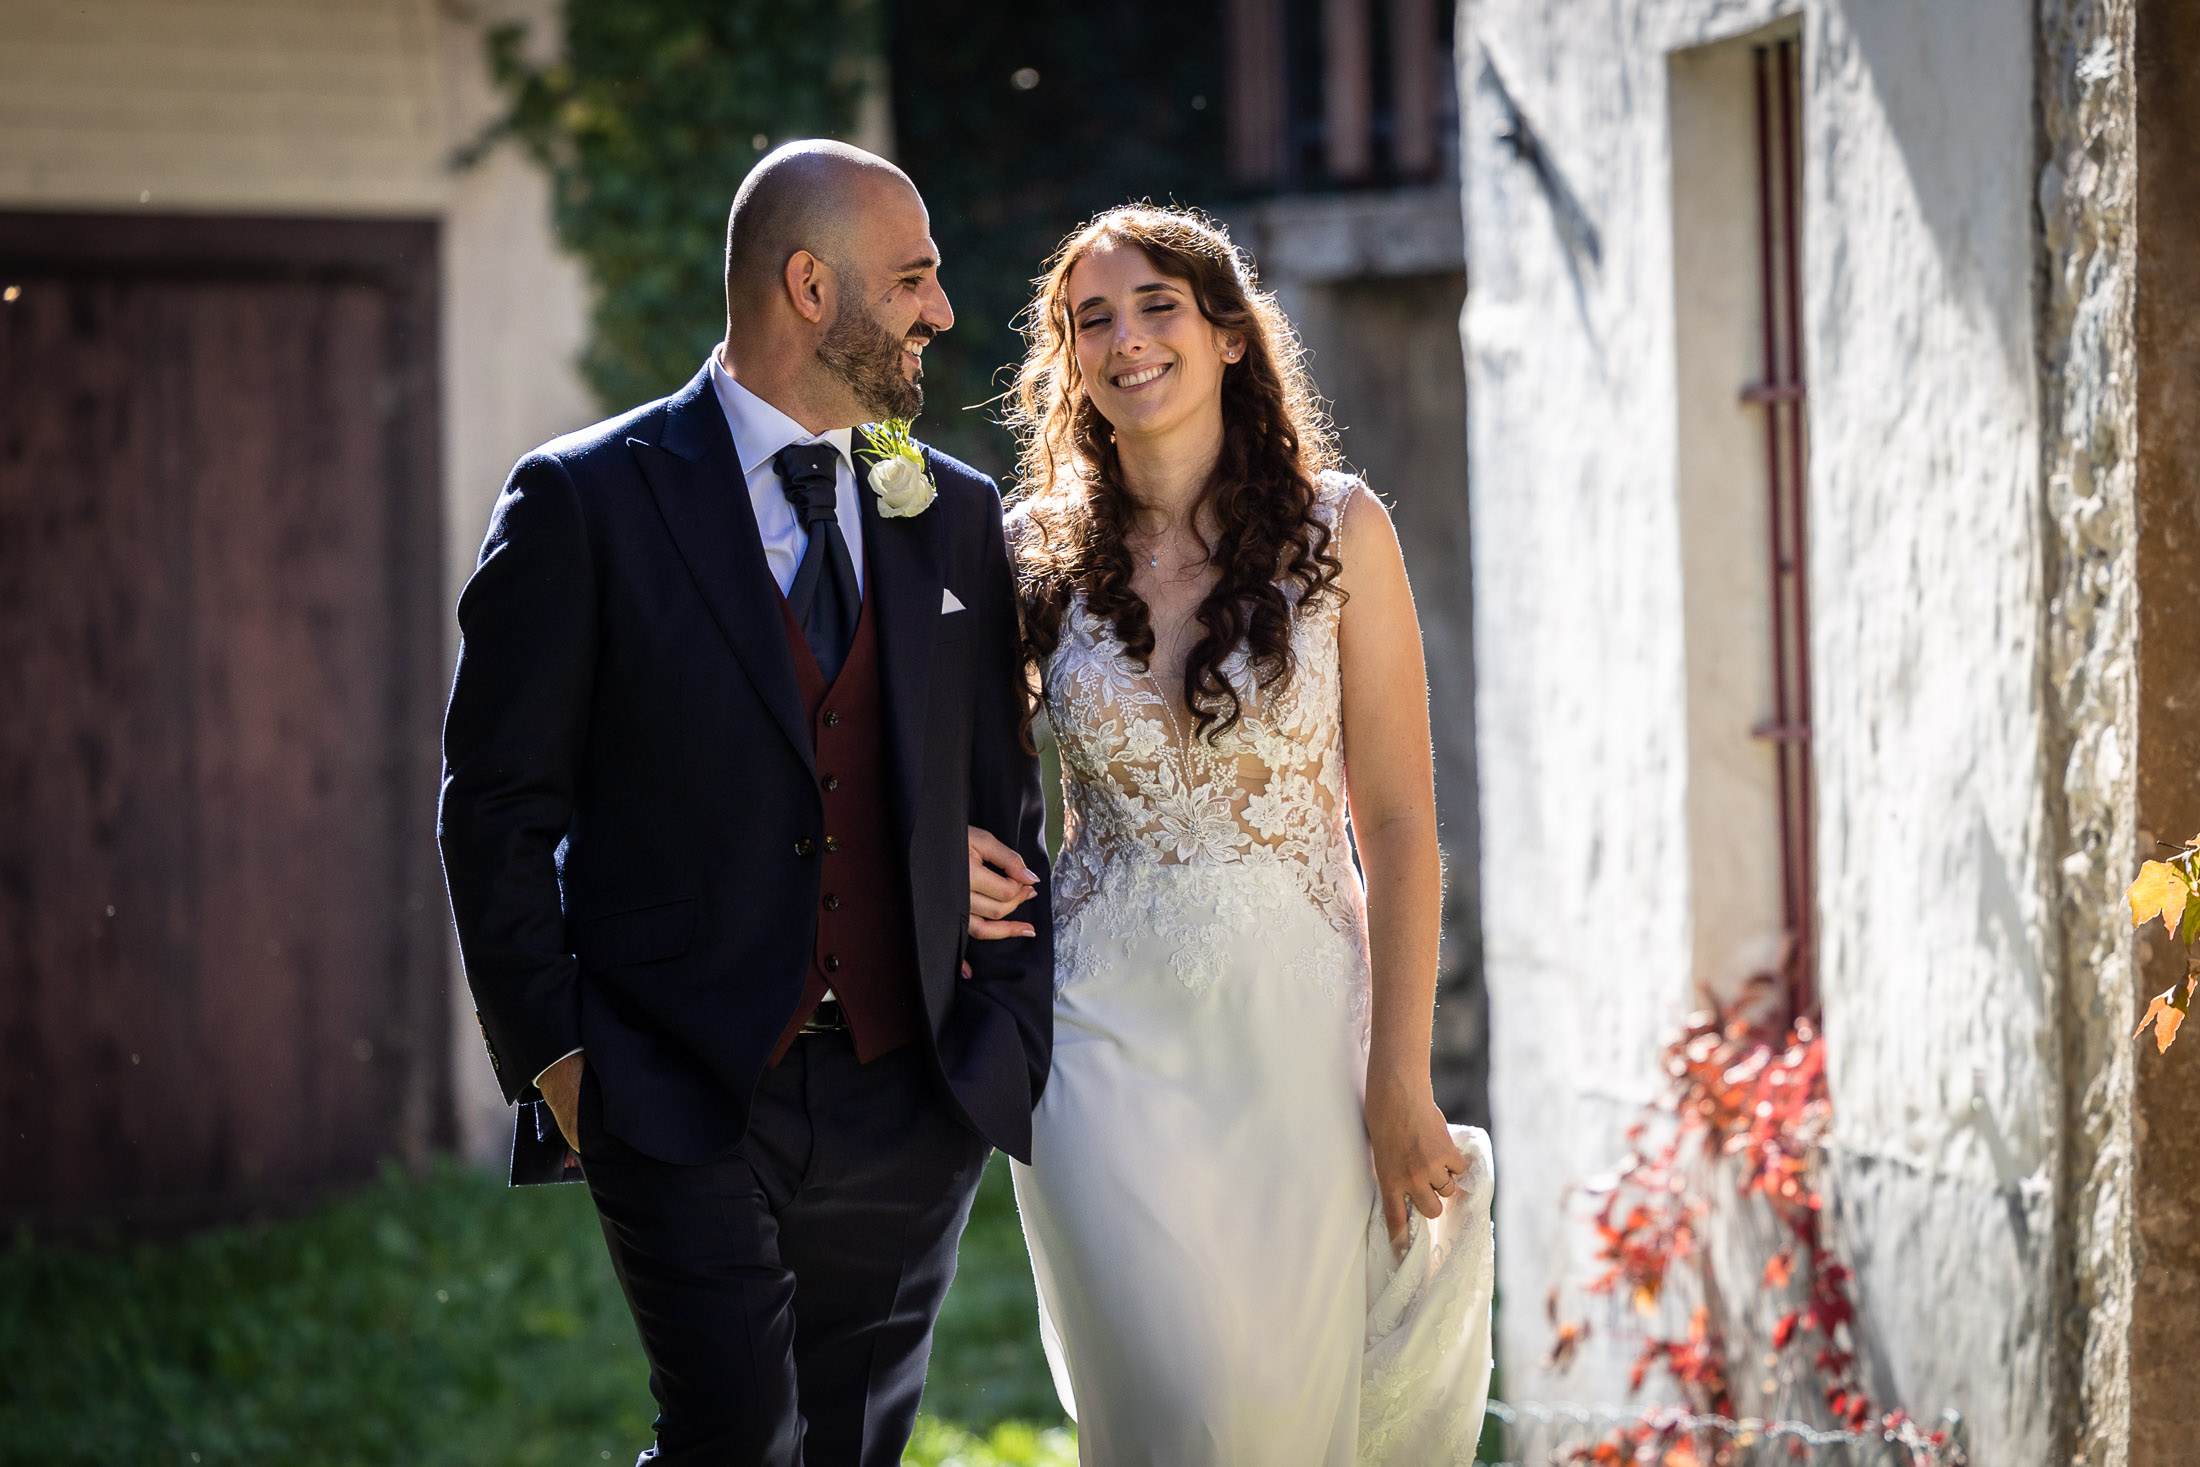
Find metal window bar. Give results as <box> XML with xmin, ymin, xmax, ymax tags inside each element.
<box><xmin>1744</xmin><ymin>37</ymin><xmax>1817</xmax><ymax>1018</ymax></box>
<box><xmin>1475</xmin><ymin>1401</ymin><xmax>1968</xmax><ymax>1467</ymax></box>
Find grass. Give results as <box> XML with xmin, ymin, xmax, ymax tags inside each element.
<box><xmin>0</xmin><ymin>1155</ymin><xmax>1069</xmax><ymax>1467</ymax></box>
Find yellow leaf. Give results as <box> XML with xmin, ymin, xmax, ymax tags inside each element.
<box><xmin>2136</xmin><ymin>982</ymin><xmax>2193</xmax><ymax>1054</ymax></box>
<box><xmin>2129</xmin><ymin>860</ymin><xmax>2190</xmax><ymax>934</ymax></box>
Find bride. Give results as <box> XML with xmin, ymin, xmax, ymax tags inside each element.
<box><xmin>965</xmin><ymin>204</ymin><xmax>1493</xmax><ymax>1464</ymax></box>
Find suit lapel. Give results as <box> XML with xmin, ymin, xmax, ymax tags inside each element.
<box><xmin>856</xmin><ymin>439</ymin><xmax>941</xmax><ymax>847</ymax></box>
<box><xmin>631</xmin><ymin>368</ymin><xmax>815</xmax><ymax>776</ymax></box>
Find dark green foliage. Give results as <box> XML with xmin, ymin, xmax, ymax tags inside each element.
<box><xmin>881</xmin><ymin>1</ymin><xmax>1232</xmax><ymax>476</ymax></box>
<box><xmin>0</xmin><ymin>1155</ymin><xmax>1058</xmax><ymax>1465</ymax></box>
<box><xmin>474</xmin><ymin>0</ymin><xmax>874</xmax><ymax>411</ymax></box>
<box><xmin>0</xmin><ymin>1161</ymin><xmax>646</xmax><ymax>1465</ymax></box>
<box><xmin>473</xmin><ymin>1</ymin><xmax>1229</xmax><ymax>470</ymax></box>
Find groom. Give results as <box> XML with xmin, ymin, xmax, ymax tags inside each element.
<box><xmin>438</xmin><ymin>140</ymin><xmax>1052</xmax><ymax>1466</ymax></box>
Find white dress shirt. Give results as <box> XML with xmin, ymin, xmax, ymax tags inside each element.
<box><xmin>706</xmin><ymin>350</ymin><xmax>865</xmax><ymax>598</ymax></box>
<box><xmin>532</xmin><ymin>355</ymin><xmax>865</xmax><ymax>1094</ymax></box>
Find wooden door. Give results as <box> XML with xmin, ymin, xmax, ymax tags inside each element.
<box><xmin>0</xmin><ymin>214</ymin><xmax>448</xmax><ymax>1229</ymax></box>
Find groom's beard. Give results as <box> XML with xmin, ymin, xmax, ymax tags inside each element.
<box><xmin>818</xmin><ymin>297</ymin><xmax>928</xmax><ymax>422</ymax></box>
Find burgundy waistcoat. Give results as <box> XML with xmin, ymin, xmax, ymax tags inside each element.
<box><xmin>765</xmin><ymin>577</ymin><xmax>925</xmax><ymax>1066</ymax></box>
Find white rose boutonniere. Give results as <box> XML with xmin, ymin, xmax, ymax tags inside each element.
<box><xmin>860</xmin><ymin>418</ymin><xmax>937</xmax><ymax>518</ymax></box>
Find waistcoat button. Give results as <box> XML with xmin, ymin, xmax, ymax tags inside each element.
<box><xmin>821</xmin><ymin>774</ymin><xmax>840</xmax><ymax>792</ymax></box>
<box><xmin>823</xmin><ymin>954</ymin><xmax>841</xmax><ymax>973</ymax></box>
<box><xmin>824</xmin><ymin>835</ymin><xmax>840</xmax><ymax>853</ymax></box>
<box><xmin>822</xmin><ymin>710</ymin><xmax>840</xmax><ymax>728</ymax></box>
<box><xmin>822</xmin><ymin>893</ymin><xmax>840</xmax><ymax>911</ymax></box>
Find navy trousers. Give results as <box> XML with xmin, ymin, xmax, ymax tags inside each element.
<box><xmin>579</xmin><ymin>1032</ymin><xmax>991</xmax><ymax>1467</ymax></box>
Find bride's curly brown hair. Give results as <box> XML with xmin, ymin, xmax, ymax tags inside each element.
<box><xmin>1004</xmin><ymin>204</ymin><xmax>1343</xmax><ymax>742</ymax></box>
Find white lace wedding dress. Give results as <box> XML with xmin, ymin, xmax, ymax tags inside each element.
<box><xmin>1009</xmin><ymin>474</ymin><xmax>1495</xmax><ymax>1466</ymax></box>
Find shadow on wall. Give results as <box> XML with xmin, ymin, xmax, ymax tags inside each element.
<box><xmin>1822</xmin><ymin>0</ymin><xmax>2035</xmax><ymax>373</ymax></box>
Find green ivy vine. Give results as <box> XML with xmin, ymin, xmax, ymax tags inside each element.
<box><xmin>469</xmin><ymin>0</ymin><xmax>876</xmax><ymax>411</ymax></box>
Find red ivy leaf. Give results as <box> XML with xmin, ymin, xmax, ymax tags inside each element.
<box><xmin>1545</xmin><ymin>1318</ymin><xmax>1587</xmax><ymax>1371</ymax></box>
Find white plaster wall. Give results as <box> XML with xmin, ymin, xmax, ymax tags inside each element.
<box><xmin>1802</xmin><ymin>7</ymin><xmax>2052</xmax><ymax>1456</ymax></box>
<box><xmin>1461</xmin><ymin>0</ymin><xmax>2054</xmax><ymax>1452</ymax></box>
<box><xmin>1460</xmin><ymin>0</ymin><xmax>1758</xmax><ymax>1401</ymax></box>
<box><xmin>0</xmin><ymin>0</ymin><xmax>597</xmax><ymax>1166</ymax></box>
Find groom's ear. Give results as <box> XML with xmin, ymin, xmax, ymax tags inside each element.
<box><xmin>783</xmin><ymin>249</ymin><xmax>833</xmax><ymax>326</ymax></box>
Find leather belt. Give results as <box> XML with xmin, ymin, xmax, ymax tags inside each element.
<box><xmin>799</xmin><ymin>996</ymin><xmax>849</xmax><ymax>1034</ymax></box>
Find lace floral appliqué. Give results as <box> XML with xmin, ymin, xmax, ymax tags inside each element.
<box><xmin>1025</xmin><ymin>472</ymin><xmax>1372</xmax><ymax>1025</ymax></box>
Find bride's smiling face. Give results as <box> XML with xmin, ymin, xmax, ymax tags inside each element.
<box><xmin>1067</xmin><ymin>241</ymin><xmax>1243</xmax><ymax>444</ymax></box>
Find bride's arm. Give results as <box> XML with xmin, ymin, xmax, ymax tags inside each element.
<box><xmin>1335</xmin><ymin>482</ymin><xmax>1469</xmax><ymax>1244</ymax></box>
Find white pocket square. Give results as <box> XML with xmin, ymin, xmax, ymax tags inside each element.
<box><xmin>941</xmin><ymin>587</ymin><xmax>966</xmax><ymax>613</ymax></box>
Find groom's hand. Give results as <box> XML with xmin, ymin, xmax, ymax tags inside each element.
<box><xmin>962</xmin><ymin>825</ymin><xmax>1038</xmax><ymax>976</ymax></box>
<box><xmin>537</xmin><ymin>1051</ymin><xmax>586</xmax><ymax>1153</ymax></box>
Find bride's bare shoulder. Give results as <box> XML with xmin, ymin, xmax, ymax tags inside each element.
<box><xmin>1314</xmin><ymin>471</ymin><xmax>1397</xmax><ymax>574</ymax></box>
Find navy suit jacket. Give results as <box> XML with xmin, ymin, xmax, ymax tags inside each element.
<box><xmin>437</xmin><ymin>365</ymin><xmax>1053</xmax><ymax>1174</ymax></box>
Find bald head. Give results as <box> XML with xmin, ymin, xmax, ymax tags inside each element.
<box><xmin>724</xmin><ymin>140</ymin><xmax>919</xmax><ymax>321</ymax></box>
<box><xmin>717</xmin><ymin>140</ymin><xmax>952</xmax><ymax>431</ymax></box>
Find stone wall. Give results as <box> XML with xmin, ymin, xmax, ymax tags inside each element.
<box><xmin>2037</xmin><ymin>0</ymin><xmax>2137</xmax><ymax>1460</ymax></box>
<box><xmin>1458</xmin><ymin>1</ymin><xmax>2080</xmax><ymax>1456</ymax></box>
